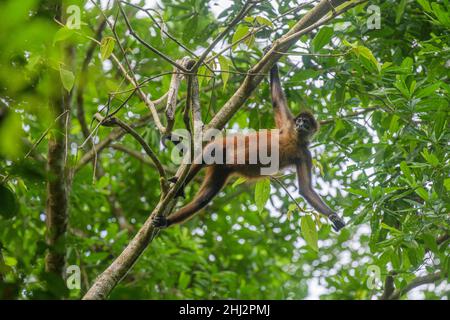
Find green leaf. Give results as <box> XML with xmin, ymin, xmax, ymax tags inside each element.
<box><xmin>444</xmin><ymin>178</ymin><xmax>450</xmax><ymax>191</ymax></box>
<box><xmin>255</xmin><ymin>178</ymin><xmax>270</xmax><ymax>213</ymax></box>
<box><xmin>355</xmin><ymin>45</ymin><xmax>379</xmax><ymax>71</ymax></box>
<box><xmin>422</xmin><ymin>234</ymin><xmax>438</xmax><ymax>253</ymax></box>
<box><xmin>255</xmin><ymin>16</ymin><xmax>273</xmax><ymax>28</ymax></box>
<box><xmin>400</xmin><ymin>57</ymin><xmax>413</xmax><ymax>72</ymax></box>
<box><xmin>232</xmin><ymin>177</ymin><xmax>247</xmax><ymax>189</ymax></box>
<box><xmin>400</xmin><ymin>161</ymin><xmax>412</xmax><ymax>182</ymax></box>
<box><xmin>218</xmin><ymin>55</ymin><xmax>230</xmax><ymax>90</ymax></box>
<box><xmin>431</xmin><ymin>3</ymin><xmax>450</xmax><ymax>26</ymax></box>
<box><xmin>415</xmin><ymin>82</ymin><xmax>441</xmax><ymax>98</ymax></box>
<box><xmin>232</xmin><ymin>25</ymin><xmax>249</xmax><ymax>50</ymax></box>
<box><xmin>183</xmin><ymin>14</ymin><xmax>199</xmax><ymax>43</ymax></box>
<box><xmin>312</xmin><ymin>26</ymin><xmax>333</xmax><ymax>52</ymax></box>
<box><xmin>301</xmin><ymin>215</ymin><xmax>318</xmax><ymax>252</ymax></box>
<box><xmin>0</xmin><ymin>112</ymin><xmax>23</xmax><ymax>158</ymax></box>
<box><xmin>0</xmin><ymin>184</ymin><xmax>18</xmax><ymax>218</ymax></box>
<box><xmin>178</xmin><ymin>271</ymin><xmax>191</xmax><ymax>290</ymax></box>
<box><xmin>434</xmin><ymin>113</ymin><xmax>446</xmax><ymax>139</ymax></box>
<box><xmin>59</xmin><ymin>67</ymin><xmax>75</xmax><ymax>92</ymax></box>
<box><xmin>346</xmin><ymin>188</ymin><xmax>369</xmax><ymax>198</ymax></box>
<box><xmin>415</xmin><ymin>187</ymin><xmax>429</xmax><ymax>201</ymax></box>
<box><xmin>53</xmin><ymin>26</ymin><xmax>74</xmax><ymax>45</ymax></box>
<box><xmin>420</xmin><ymin>148</ymin><xmax>439</xmax><ymax>167</ymax></box>
<box><xmin>394</xmin><ymin>78</ymin><xmax>410</xmax><ymax>98</ymax></box>
<box><xmin>389</xmin><ymin>115</ymin><xmax>400</xmax><ymax>134</ymax></box>
<box><xmin>417</xmin><ymin>0</ymin><xmax>432</xmax><ymax>12</ymax></box>
<box><xmin>100</xmin><ymin>37</ymin><xmax>116</xmax><ymax>61</ymax></box>
<box><xmin>395</xmin><ymin>0</ymin><xmax>407</xmax><ymax>24</ymax></box>
<box><xmin>4</xmin><ymin>256</ymin><xmax>17</xmax><ymax>266</ymax></box>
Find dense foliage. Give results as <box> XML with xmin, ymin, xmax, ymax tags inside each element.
<box><xmin>0</xmin><ymin>0</ymin><xmax>449</xmax><ymax>299</ymax></box>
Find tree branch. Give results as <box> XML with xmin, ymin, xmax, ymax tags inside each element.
<box><xmin>110</xmin><ymin>144</ymin><xmax>202</xmax><ymax>182</ymax></box>
<box><xmin>94</xmin><ymin>113</ymin><xmax>167</xmax><ymax>191</ymax></box>
<box><xmin>380</xmin><ymin>274</ymin><xmax>396</xmax><ymax>300</ymax></box>
<box><xmin>118</xmin><ymin>2</ymin><xmax>188</xmax><ymax>72</ymax></box>
<box><xmin>387</xmin><ymin>272</ymin><xmax>444</xmax><ymax>300</ymax></box>
<box><xmin>192</xmin><ymin>0</ymin><xmax>255</xmax><ymax>70</ymax></box>
<box><xmin>77</xmin><ymin>17</ymin><xmax>107</xmax><ymax>144</ymax></box>
<box><xmin>165</xmin><ymin>58</ymin><xmax>191</xmax><ymax>135</ymax></box>
<box><xmin>75</xmin><ymin>114</ymin><xmax>151</xmax><ymax>172</ymax></box>
<box><xmin>319</xmin><ymin>107</ymin><xmax>377</xmax><ymax>125</ymax></box>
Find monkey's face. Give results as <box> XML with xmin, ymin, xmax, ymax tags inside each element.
<box><xmin>295</xmin><ymin>112</ymin><xmax>317</xmax><ymax>137</ymax></box>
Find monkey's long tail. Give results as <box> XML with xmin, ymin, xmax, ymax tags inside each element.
<box><xmin>167</xmin><ymin>170</ymin><xmax>229</xmax><ymax>225</ymax></box>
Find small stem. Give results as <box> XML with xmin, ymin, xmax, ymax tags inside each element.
<box><xmin>94</xmin><ymin>113</ymin><xmax>167</xmax><ymax>191</ymax></box>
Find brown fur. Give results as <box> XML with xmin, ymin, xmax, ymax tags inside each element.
<box><xmin>153</xmin><ymin>62</ymin><xmax>345</xmax><ymax>231</ymax></box>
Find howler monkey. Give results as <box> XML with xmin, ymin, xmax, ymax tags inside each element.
<box><xmin>152</xmin><ymin>62</ymin><xmax>346</xmax><ymax>231</ymax></box>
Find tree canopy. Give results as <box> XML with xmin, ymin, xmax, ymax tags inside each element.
<box><xmin>0</xmin><ymin>0</ymin><xmax>449</xmax><ymax>300</ymax></box>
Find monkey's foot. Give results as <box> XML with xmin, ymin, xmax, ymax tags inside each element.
<box><xmin>329</xmin><ymin>214</ymin><xmax>345</xmax><ymax>232</ymax></box>
<box><xmin>152</xmin><ymin>215</ymin><xmax>169</xmax><ymax>228</ymax></box>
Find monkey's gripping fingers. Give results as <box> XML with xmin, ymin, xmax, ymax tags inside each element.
<box><xmin>152</xmin><ymin>215</ymin><xmax>169</xmax><ymax>229</ymax></box>
<box><xmin>329</xmin><ymin>213</ymin><xmax>345</xmax><ymax>232</ymax></box>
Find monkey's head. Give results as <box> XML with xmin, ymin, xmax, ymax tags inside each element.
<box><xmin>294</xmin><ymin>111</ymin><xmax>318</xmax><ymax>139</ymax></box>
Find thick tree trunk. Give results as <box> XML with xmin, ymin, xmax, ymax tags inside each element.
<box><xmin>45</xmin><ymin>91</ymin><xmax>70</xmax><ymax>275</ymax></box>
<box><xmin>44</xmin><ymin>1</ymin><xmax>73</xmax><ymax>279</ymax></box>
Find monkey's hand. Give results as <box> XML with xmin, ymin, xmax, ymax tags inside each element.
<box><xmin>152</xmin><ymin>215</ymin><xmax>169</xmax><ymax>228</ymax></box>
<box><xmin>329</xmin><ymin>213</ymin><xmax>345</xmax><ymax>232</ymax></box>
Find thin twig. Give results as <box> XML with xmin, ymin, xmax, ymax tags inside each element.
<box><xmin>387</xmin><ymin>272</ymin><xmax>444</xmax><ymax>300</ymax></box>
<box><xmin>271</xmin><ymin>176</ymin><xmax>304</xmax><ymax>213</ymax></box>
<box><xmin>320</xmin><ymin>107</ymin><xmax>377</xmax><ymax>125</ymax></box>
<box><xmin>192</xmin><ymin>0</ymin><xmax>255</xmax><ymax>70</ymax></box>
<box><xmin>94</xmin><ymin>113</ymin><xmax>167</xmax><ymax>185</ymax></box>
<box><xmin>120</xmin><ymin>1</ymin><xmax>198</xmax><ymax>58</ymax></box>
<box><xmin>118</xmin><ymin>3</ymin><xmax>188</xmax><ymax>72</ymax></box>
<box><xmin>205</xmin><ymin>0</ymin><xmax>317</xmax><ymax>64</ymax></box>
<box><xmin>24</xmin><ymin>110</ymin><xmax>70</xmax><ymax>160</ymax></box>
<box><xmin>91</xmin><ymin>0</ymin><xmax>168</xmax><ymax>133</ymax></box>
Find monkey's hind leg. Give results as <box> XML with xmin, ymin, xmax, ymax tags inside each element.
<box><xmin>152</xmin><ymin>167</ymin><xmax>229</xmax><ymax>228</ymax></box>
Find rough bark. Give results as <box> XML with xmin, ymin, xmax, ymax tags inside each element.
<box><xmin>44</xmin><ymin>2</ymin><xmax>73</xmax><ymax>278</ymax></box>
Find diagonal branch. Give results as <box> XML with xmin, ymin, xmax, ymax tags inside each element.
<box><xmin>387</xmin><ymin>272</ymin><xmax>444</xmax><ymax>300</ymax></box>
<box><xmin>75</xmin><ymin>114</ymin><xmax>151</xmax><ymax>172</ymax></box>
<box><xmin>120</xmin><ymin>1</ymin><xmax>198</xmax><ymax>58</ymax></box>
<box><xmin>94</xmin><ymin>113</ymin><xmax>167</xmax><ymax>192</ymax></box>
